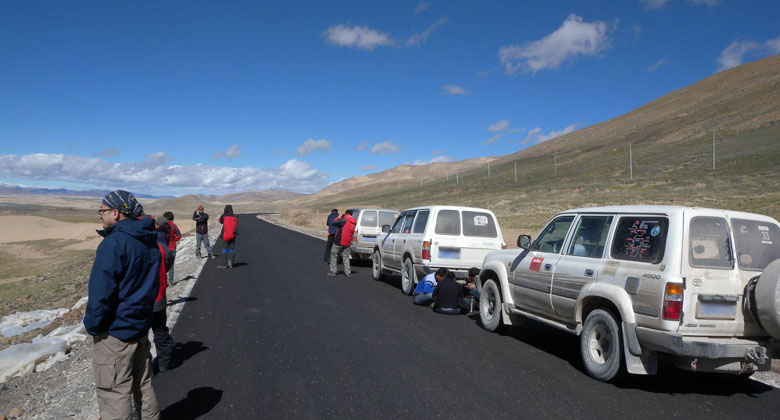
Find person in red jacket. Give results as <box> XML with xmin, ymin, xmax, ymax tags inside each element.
<box><xmin>218</xmin><ymin>205</ymin><xmax>238</xmax><ymax>269</ymax></box>
<box><xmin>328</xmin><ymin>209</ymin><xmax>356</xmax><ymax>277</ymax></box>
<box><xmin>162</xmin><ymin>211</ymin><xmax>181</xmax><ymax>285</ymax></box>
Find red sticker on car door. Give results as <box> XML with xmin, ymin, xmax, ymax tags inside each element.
<box><xmin>529</xmin><ymin>257</ymin><xmax>544</xmax><ymax>272</ymax></box>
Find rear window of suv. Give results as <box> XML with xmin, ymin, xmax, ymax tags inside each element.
<box><xmin>360</xmin><ymin>211</ymin><xmax>378</xmax><ymax>227</ymax></box>
<box><xmin>688</xmin><ymin>216</ymin><xmax>733</xmax><ymax>269</ymax></box>
<box><xmin>611</xmin><ymin>216</ymin><xmax>668</xmax><ymax>264</ymax></box>
<box><xmin>435</xmin><ymin>210</ymin><xmax>461</xmax><ymax>236</ymax></box>
<box><xmin>379</xmin><ymin>211</ymin><xmax>398</xmax><ymax>228</ymax></box>
<box><xmin>462</xmin><ymin>211</ymin><xmax>498</xmax><ymax>238</ymax></box>
<box><xmin>732</xmin><ymin>218</ymin><xmax>780</xmax><ymax>271</ymax></box>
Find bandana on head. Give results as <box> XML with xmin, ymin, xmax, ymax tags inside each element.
<box><xmin>102</xmin><ymin>190</ymin><xmax>144</xmax><ymax>218</ymax></box>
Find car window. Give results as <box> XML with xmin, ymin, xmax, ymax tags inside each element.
<box><xmin>379</xmin><ymin>211</ymin><xmax>398</xmax><ymax>228</ymax></box>
<box><xmin>413</xmin><ymin>210</ymin><xmax>429</xmax><ymax>234</ymax></box>
<box><xmin>435</xmin><ymin>210</ymin><xmax>461</xmax><ymax>236</ymax></box>
<box><xmin>532</xmin><ymin>216</ymin><xmax>574</xmax><ymax>253</ymax></box>
<box><xmin>349</xmin><ymin>209</ymin><xmax>360</xmax><ymax>221</ymax></box>
<box><xmin>390</xmin><ymin>212</ymin><xmax>406</xmax><ymax>234</ymax></box>
<box><xmin>732</xmin><ymin>218</ymin><xmax>780</xmax><ymax>271</ymax></box>
<box><xmin>462</xmin><ymin>211</ymin><xmax>499</xmax><ymax>238</ymax></box>
<box><xmin>360</xmin><ymin>211</ymin><xmax>378</xmax><ymax>227</ymax></box>
<box><xmin>401</xmin><ymin>211</ymin><xmax>417</xmax><ymax>234</ymax></box>
<box><xmin>688</xmin><ymin>217</ymin><xmax>733</xmax><ymax>269</ymax></box>
<box><xmin>611</xmin><ymin>217</ymin><xmax>668</xmax><ymax>264</ymax></box>
<box><xmin>566</xmin><ymin>216</ymin><xmax>613</xmax><ymax>258</ymax></box>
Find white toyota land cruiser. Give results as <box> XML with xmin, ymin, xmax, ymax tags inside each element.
<box><xmin>478</xmin><ymin>205</ymin><xmax>780</xmax><ymax>381</ymax></box>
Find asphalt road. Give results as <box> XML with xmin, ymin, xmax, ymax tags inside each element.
<box><xmin>153</xmin><ymin>215</ymin><xmax>780</xmax><ymax>419</ymax></box>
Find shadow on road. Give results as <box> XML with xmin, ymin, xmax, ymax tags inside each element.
<box><xmin>172</xmin><ymin>341</ymin><xmax>209</xmax><ymax>369</ymax></box>
<box><xmin>468</xmin><ymin>314</ymin><xmax>775</xmax><ymax>396</ymax></box>
<box><xmin>168</xmin><ymin>296</ymin><xmax>197</xmax><ymax>306</ymax></box>
<box><xmin>161</xmin><ymin>386</ymin><xmax>223</xmax><ymax>420</ymax></box>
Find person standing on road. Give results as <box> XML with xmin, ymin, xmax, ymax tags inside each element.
<box><xmin>324</xmin><ymin>208</ymin><xmax>339</xmax><ymax>263</ymax></box>
<box><xmin>328</xmin><ymin>209</ymin><xmax>356</xmax><ymax>277</ymax></box>
<box><xmin>152</xmin><ymin>217</ymin><xmax>175</xmax><ymax>373</ymax></box>
<box><xmin>218</xmin><ymin>204</ymin><xmax>238</xmax><ymax>269</ymax></box>
<box><xmin>192</xmin><ymin>205</ymin><xmax>214</xmax><ymax>259</ymax></box>
<box><xmin>162</xmin><ymin>211</ymin><xmax>181</xmax><ymax>285</ymax></box>
<box><xmin>84</xmin><ymin>190</ymin><xmax>160</xmax><ymax>420</ymax></box>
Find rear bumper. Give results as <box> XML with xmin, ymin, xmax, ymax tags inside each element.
<box><xmin>635</xmin><ymin>326</ymin><xmax>771</xmax><ymax>361</ymax></box>
<box><xmin>350</xmin><ymin>245</ymin><xmax>373</xmax><ymax>257</ymax></box>
<box><xmin>417</xmin><ymin>264</ymin><xmax>469</xmax><ymax>279</ymax></box>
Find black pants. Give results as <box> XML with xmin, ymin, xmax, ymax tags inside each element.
<box><xmin>152</xmin><ymin>310</ymin><xmax>173</xmax><ymax>368</ymax></box>
<box><xmin>324</xmin><ymin>234</ymin><xmax>335</xmax><ymax>263</ymax></box>
<box><xmin>223</xmin><ymin>239</ymin><xmax>236</xmax><ymax>265</ymax></box>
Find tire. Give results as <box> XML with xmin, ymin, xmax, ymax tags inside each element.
<box><xmin>372</xmin><ymin>250</ymin><xmax>384</xmax><ymax>281</ymax></box>
<box><xmin>755</xmin><ymin>259</ymin><xmax>780</xmax><ymax>338</ymax></box>
<box><xmin>401</xmin><ymin>258</ymin><xmax>417</xmax><ymax>295</ymax></box>
<box><xmin>479</xmin><ymin>279</ymin><xmax>504</xmax><ymax>332</ymax></box>
<box><xmin>580</xmin><ymin>309</ymin><xmax>622</xmax><ymax>382</ymax></box>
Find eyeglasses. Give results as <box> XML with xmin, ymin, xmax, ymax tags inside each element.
<box><xmin>98</xmin><ymin>208</ymin><xmax>115</xmax><ymax>215</ymax></box>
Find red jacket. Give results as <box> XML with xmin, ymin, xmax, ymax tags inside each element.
<box><xmin>155</xmin><ymin>243</ymin><xmax>168</xmax><ymax>305</ymax></box>
<box><xmin>167</xmin><ymin>221</ymin><xmax>181</xmax><ymax>250</ymax></box>
<box><xmin>333</xmin><ymin>214</ymin><xmax>357</xmax><ymax>246</ymax></box>
<box><xmin>220</xmin><ymin>215</ymin><xmax>238</xmax><ymax>241</ymax></box>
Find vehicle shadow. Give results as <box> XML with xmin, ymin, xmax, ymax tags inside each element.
<box><xmin>376</xmin><ymin>273</ymin><xmax>403</xmax><ymax>291</ymax></box>
<box><xmin>160</xmin><ymin>386</ymin><xmax>223</xmax><ymax>420</ymax></box>
<box><xmin>467</xmin><ymin>314</ymin><xmax>775</xmax><ymax>396</ymax></box>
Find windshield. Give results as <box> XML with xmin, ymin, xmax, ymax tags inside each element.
<box><xmin>731</xmin><ymin>218</ymin><xmax>780</xmax><ymax>271</ymax></box>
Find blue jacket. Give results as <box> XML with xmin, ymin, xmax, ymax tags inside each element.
<box><xmin>413</xmin><ymin>273</ymin><xmax>438</xmax><ymax>295</ymax></box>
<box><xmin>83</xmin><ymin>217</ymin><xmax>161</xmax><ymax>341</ymax></box>
<box><xmin>327</xmin><ymin>212</ymin><xmax>339</xmax><ymax>235</ymax></box>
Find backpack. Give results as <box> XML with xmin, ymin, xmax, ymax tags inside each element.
<box><xmin>222</xmin><ymin>215</ymin><xmax>238</xmax><ymax>241</ymax></box>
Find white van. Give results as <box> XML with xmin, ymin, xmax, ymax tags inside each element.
<box><xmin>347</xmin><ymin>208</ymin><xmax>399</xmax><ymax>261</ymax></box>
<box><xmin>372</xmin><ymin>205</ymin><xmax>505</xmax><ymax>294</ymax></box>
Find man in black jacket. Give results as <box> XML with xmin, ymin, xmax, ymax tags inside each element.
<box><xmin>433</xmin><ymin>272</ymin><xmax>467</xmax><ymax>315</ymax></box>
<box><xmin>192</xmin><ymin>205</ymin><xmax>214</xmax><ymax>259</ymax></box>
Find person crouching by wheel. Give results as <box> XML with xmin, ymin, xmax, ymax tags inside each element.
<box><xmin>218</xmin><ymin>205</ymin><xmax>238</xmax><ymax>269</ymax></box>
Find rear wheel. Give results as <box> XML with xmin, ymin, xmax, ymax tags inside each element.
<box><xmin>480</xmin><ymin>279</ymin><xmax>504</xmax><ymax>332</ymax></box>
<box><xmin>371</xmin><ymin>250</ymin><xmax>384</xmax><ymax>281</ymax></box>
<box><xmin>401</xmin><ymin>258</ymin><xmax>417</xmax><ymax>295</ymax></box>
<box><xmin>580</xmin><ymin>309</ymin><xmax>622</xmax><ymax>382</ymax></box>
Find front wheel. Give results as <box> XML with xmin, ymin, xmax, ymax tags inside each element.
<box><xmin>580</xmin><ymin>309</ymin><xmax>622</xmax><ymax>382</ymax></box>
<box><xmin>480</xmin><ymin>279</ymin><xmax>504</xmax><ymax>332</ymax></box>
<box><xmin>401</xmin><ymin>258</ymin><xmax>417</xmax><ymax>295</ymax></box>
<box><xmin>372</xmin><ymin>250</ymin><xmax>384</xmax><ymax>281</ymax></box>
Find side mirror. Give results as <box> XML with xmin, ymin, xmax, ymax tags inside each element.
<box><xmin>517</xmin><ymin>235</ymin><xmax>531</xmax><ymax>249</ymax></box>
<box><xmin>382</xmin><ymin>225</ymin><xmax>391</xmax><ymax>233</ymax></box>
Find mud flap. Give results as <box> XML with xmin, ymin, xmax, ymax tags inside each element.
<box><xmin>622</xmin><ymin>321</ymin><xmax>657</xmax><ymax>375</ymax></box>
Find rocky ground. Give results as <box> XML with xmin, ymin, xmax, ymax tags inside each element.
<box><xmin>0</xmin><ymin>226</ymin><xmax>219</xmax><ymax>420</ymax></box>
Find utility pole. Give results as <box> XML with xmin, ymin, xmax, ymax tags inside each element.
<box><xmin>514</xmin><ymin>161</ymin><xmax>517</xmax><ymax>183</ymax></box>
<box><xmin>488</xmin><ymin>162</ymin><xmax>491</xmax><ymax>178</ymax></box>
<box><xmin>712</xmin><ymin>130</ymin><xmax>716</xmax><ymax>170</ymax></box>
<box><xmin>629</xmin><ymin>142</ymin><xmax>633</xmax><ymax>180</ymax></box>
<box><xmin>554</xmin><ymin>154</ymin><xmax>557</xmax><ymax>176</ymax></box>
<box><xmin>456</xmin><ymin>171</ymin><xmax>459</xmax><ymax>185</ymax></box>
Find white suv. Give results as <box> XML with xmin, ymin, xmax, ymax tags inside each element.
<box><xmin>478</xmin><ymin>205</ymin><xmax>780</xmax><ymax>381</ymax></box>
<box><xmin>372</xmin><ymin>205</ymin><xmax>505</xmax><ymax>294</ymax></box>
<box><xmin>347</xmin><ymin>208</ymin><xmax>399</xmax><ymax>261</ymax></box>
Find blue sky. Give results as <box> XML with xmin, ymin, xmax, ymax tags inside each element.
<box><xmin>1</xmin><ymin>0</ymin><xmax>778</xmax><ymax>195</ymax></box>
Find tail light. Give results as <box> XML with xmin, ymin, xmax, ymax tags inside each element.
<box><xmin>352</xmin><ymin>230</ymin><xmax>358</xmax><ymax>245</ymax></box>
<box><xmin>663</xmin><ymin>282</ymin><xmax>683</xmax><ymax>321</ymax></box>
<box><xmin>422</xmin><ymin>240</ymin><xmax>431</xmax><ymax>260</ymax></box>
<box><xmin>501</xmin><ymin>242</ymin><xmax>507</xmax><ymax>249</ymax></box>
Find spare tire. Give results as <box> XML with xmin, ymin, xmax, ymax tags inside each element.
<box><xmin>755</xmin><ymin>259</ymin><xmax>780</xmax><ymax>339</ymax></box>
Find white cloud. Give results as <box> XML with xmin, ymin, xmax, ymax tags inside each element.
<box><xmin>147</xmin><ymin>152</ymin><xmax>173</xmax><ymax>165</ymax></box>
<box><xmin>361</xmin><ymin>165</ymin><xmax>380</xmax><ymax>171</ymax></box>
<box><xmin>431</xmin><ymin>149</ymin><xmax>444</xmax><ymax>155</ymax></box>
<box><xmin>499</xmin><ymin>14</ymin><xmax>611</xmax><ymax>74</ymax></box>
<box><xmin>487</xmin><ymin>120</ymin><xmax>510</xmax><ymax>132</ymax></box>
<box><xmin>356</xmin><ymin>141</ymin><xmax>368</xmax><ymax>151</ymax></box>
<box><xmin>441</xmin><ymin>84</ymin><xmax>470</xmax><ymax>95</ymax></box>
<box><xmin>641</xmin><ymin>0</ymin><xmax>670</xmax><ymax>10</ymax></box>
<box><xmin>689</xmin><ymin>0</ymin><xmax>720</xmax><ymax>7</ymax></box>
<box><xmin>716</xmin><ymin>35</ymin><xmax>780</xmax><ymax>72</ymax></box>
<box><xmin>370</xmin><ymin>140</ymin><xmax>401</xmax><ymax>155</ymax></box>
<box><xmin>0</xmin><ymin>153</ymin><xmax>329</xmax><ymax>194</ymax></box>
<box><xmin>411</xmin><ymin>156</ymin><xmax>453</xmax><ymax>165</ymax></box>
<box><xmin>213</xmin><ymin>145</ymin><xmax>242</xmax><ymax>160</ymax></box>
<box><xmin>647</xmin><ymin>58</ymin><xmax>666</xmax><ymax>72</ymax></box>
<box><xmin>406</xmin><ymin>17</ymin><xmax>449</xmax><ymax>47</ymax></box>
<box><xmin>414</xmin><ymin>1</ymin><xmax>430</xmax><ymax>14</ymax></box>
<box><xmin>324</xmin><ymin>25</ymin><xmax>394</xmax><ymax>51</ymax></box>
<box><xmin>522</xmin><ymin>124</ymin><xmax>579</xmax><ymax>144</ymax></box>
<box><xmin>296</xmin><ymin>138</ymin><xmax>331</xmax><ymax>156</ymax></box>
<box><xmin>92</xmin><ymin>148</ymin><xmax>118</xmax><ymax>158</ymax></box>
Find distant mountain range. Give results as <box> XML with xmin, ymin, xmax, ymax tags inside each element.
<box><xmin>0</xmin><ymin>183</ymin><xmax>165</xmax><ymax>199</ymax></box>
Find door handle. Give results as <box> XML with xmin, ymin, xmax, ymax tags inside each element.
<box><xmin>585</xmin><ymin>269</ymin><xmax>594</xmax><ymax>277</ymax></box>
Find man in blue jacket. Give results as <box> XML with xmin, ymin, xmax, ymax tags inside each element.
<box><xmin>84</xmin><ymin>190</ymin><xmax>160</xmax><ymax>420</ymax></box>
<box><xmin>323</xmin><ymin>208</ymin><xmax>339</xmax><ymax>263</ymax></box>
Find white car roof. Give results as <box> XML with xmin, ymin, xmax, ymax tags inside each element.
<box><xmin>400</xmin><ymin>205</ymin><xmax>498</xmax><ymax>214</ymax></box>
<box><xmin>558</xmin><ymin>205</ymin><xmax>778</xmax><ymax>223</ymax></box>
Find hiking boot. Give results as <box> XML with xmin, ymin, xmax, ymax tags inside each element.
<box><xmin>327</xmin><ymin>272</ymin><xmax>337</xmax><ymax>277</ymax></box>
<box><xmin>345</xmin><ymin>273</ymin><xmax>352</xmax><ymax>278</ymax></box>
<box><xmin>209</xmin><ymin>254</ymin><xmax>215</xmax><ymax>259</ymax></box>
